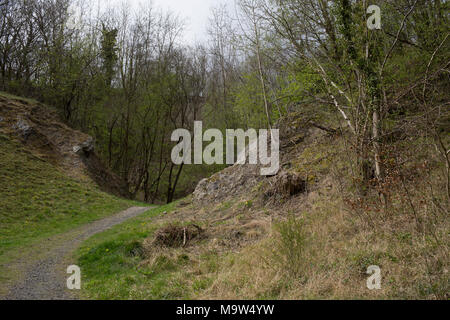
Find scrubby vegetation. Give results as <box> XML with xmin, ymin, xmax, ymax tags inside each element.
<box><xmin>77</xmin><ymin>123</ymin><xmax>448</xmax><ymax>299</ymax></box>
<box><xmin>0</xmin><ymin>0</ymin><xmax>448</xmax><ymax>300</ymax></box>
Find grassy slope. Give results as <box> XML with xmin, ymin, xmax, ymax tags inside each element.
<box><xmin>0</xmin><ymin>134</ymin><xmax>142</xmax><ymax>271</ymax></box>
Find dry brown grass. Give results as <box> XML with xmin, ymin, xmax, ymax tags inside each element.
<box><xmin>192</xmin><ymin>130</ymin><xmax>448</xmax><ymax>300</ymax></box>
<box><xmin>196</xmin><ymin>185</ymin><xmax>448</xmax><ymax>299</ymax></box>
<box><xmin>151</xmin><ymin>224</ymin><xmax>205</xmax><ymax>248</ymax></box>
<box><xmin>134</xmin><ymin>121</ymin><xmax>449</xmax><ymax>300</ymax></box>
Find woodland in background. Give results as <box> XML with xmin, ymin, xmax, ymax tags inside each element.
<box><xmin>0</xmin><ymin>0</ymin><xmax>448</xmax><ymax>204</ymax></box>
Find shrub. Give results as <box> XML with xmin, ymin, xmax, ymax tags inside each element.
<box><xmin>273</xmin><ymin>216</ymin><xmax>308</xmax><ymax>278</ymax></box>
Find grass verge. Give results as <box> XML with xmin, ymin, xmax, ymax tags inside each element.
<box><xmin>76</xmin><ymin>203</ymin><xmax>184</xmax><ymax>300</ymax></box>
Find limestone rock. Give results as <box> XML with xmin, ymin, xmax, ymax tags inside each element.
<box><xmin>13</xmin><ymin>118</ymin><xmax>34</xmax><ymax>140</ymax></box>
<box><xmin>73</xmin><ymin>137</ymin><xmax>95</xmax><ymax>155</ymax></box>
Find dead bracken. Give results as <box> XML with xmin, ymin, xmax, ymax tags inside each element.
<box><xmin>264</xmin><ymin>171</ymin><xmax>307</xmax><ymax>199</ymax></box>
<box><xmin>152</xmin><ymin>224</ymin><xmax>205</xmax><ymax>248</ymax></box>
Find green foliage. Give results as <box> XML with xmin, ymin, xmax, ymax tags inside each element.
<box><xmin>277</xmin><ymin>62</ymin><xmax>322</xmax><ymax>106</ymax></box>
<box><xmin>273</xmin><ymin>216</ymin><xmax>308</xmax><ymax>278</ymax></box>
<box><xmin>232</xmin><ymin>72</ymin><xmax>269</xmax><ymax>129</ymax></box>
<box><xmin>100</xmin><ymin>25</ymin><xmax>119</xmax><ymax>87</ymax></box>
<box><xmin>1</xmin><ymin>0</ymin><xmax>448</xmax><ymax>206</ymax></box>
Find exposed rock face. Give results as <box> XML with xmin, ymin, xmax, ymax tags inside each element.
<box><xmin>192</xmin><ymin>115</ymin><xmax>315</xmax><ymax>205</ymax></box>
<box><xmin>192</xmin><ymin>178</ymin><xmax>209</xmax><ymax>200</ymax></box>
<box><xmin>193</xmin><ymin>164</ymin><xmax>263</xmax><ymax>203</ymax></box>
<box><xmin>73</xmin><ymin>137</ymin><xmax>95</xmax><ymax>156</ymax></box>
<box><xmin>264</xmin><ymin>171</ymin><xmax>306</xmax><ymax>199</ymax></box>
<box><xmin>13</xmin><ymin>118</ymin><xmax>34</xmax><ymax>140</ymax></box>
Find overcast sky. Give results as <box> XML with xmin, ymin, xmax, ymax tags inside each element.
<box><xmin>98</xmin><ymin>0</ymin><xmax>231</xmax><ymax>44</ymax></box>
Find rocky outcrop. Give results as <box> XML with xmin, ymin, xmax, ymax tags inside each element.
<box><xmin>13</xmin><ymin>118</ymin><xmax>34</xmax><ymax>140</ymax></box>
<box><xmin>73</xmin><ymin>137</ymin><xmax>95</xmax><ymax>156</ymax></box>
<box><xmin>193</xmin><ymin>164</ymin><xmax>263</xmax><ymax>203</ymax></box>
<box><xmin>264</xmin><ymin>171</ymin><xmax>306</xmax><ymax>199</ymax></box>
<box><xmin>192</xmin><ymin>115</ymin><xmax>315</xmax><ymax>205</ymax></box>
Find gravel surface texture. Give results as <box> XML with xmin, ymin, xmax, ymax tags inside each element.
<box><xmin>3</xmin><ymin>207</ymin><xmax>152</xmax><ymax>300</ymax></box>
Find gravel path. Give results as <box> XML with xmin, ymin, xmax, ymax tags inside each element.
<box><xmin>3</xmin><ymin>207</ymin><xmax>152</xmax><ymax>300</ymax></box>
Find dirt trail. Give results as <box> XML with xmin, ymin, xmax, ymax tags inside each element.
<box><xmin>2</xmin><ymin>207</ymin><xmax>152</xmax><ymax>300</ymax></box>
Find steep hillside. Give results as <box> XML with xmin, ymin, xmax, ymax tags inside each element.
<box><xmin>0</xmin><ymin>93</ymin><xmax>129</xmax><ymax>198</ymax></box>
<box><xmin>76</xmin><ymin>114</ymin><xmax>448</xmax><ymax>300</ymax></box>
<box><xmin>0</xmin><ymin>93</ymin><xmax>140</xmax><ymax>292</ymax></box>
